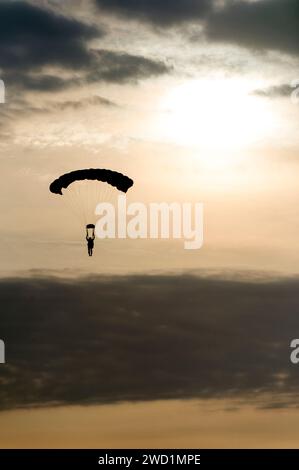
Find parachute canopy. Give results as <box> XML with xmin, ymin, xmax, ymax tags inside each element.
<box><xmin>49</xmin><ymin>168</ymin><xmax>134</xmax><ymax>226</ymax></box>
<box><xmin>50</xmin><ymin>168</ymin><xmax>133</xmax><ymax>195</ymax></box>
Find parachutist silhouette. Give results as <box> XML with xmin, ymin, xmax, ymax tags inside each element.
<box><xmin>49</xmin><ymin>169</ymin><xmax>134</xmax><ymax>258</ymax></box>
<box><xmin>86</xmin><ymin>226</ymin><xmax>95</xmax><ymax>257</ymax></box>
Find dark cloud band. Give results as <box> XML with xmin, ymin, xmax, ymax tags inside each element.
<box><xmin>0</xmin><ymin>273</ymin><xmax>298</xmax><ymax>411</ymax></box>
<box><xmin>0</xmin><ymin>1</ymin><xmax>101</xmax><ymax>71</ymax></box>
<box><xmin>95</xmin><ymin>0</ymin><xmax>211</xmax><ymax>26</ymax></box>
<box><xmin>95</xmin><ymin>0</ymin><xmax>299</xmax><ymax>57</ymax></box>
<box><xmin>0</xmin><ymin>1</ymin><xmax>170</xmax><ymax>92</ymax></box>
<box><xmin>252</xmin><ymin>84</ymin><xmax>294</xmax><ymax>99</ymax></box>
<box><xmin>206</xmin><ymin>0</ymin><xmax>299</xmax><ymax>56</ymax></box>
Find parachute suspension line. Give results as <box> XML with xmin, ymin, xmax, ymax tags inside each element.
<box><xmin>81</xmin><ymin>181</ymin><xmax>87</xmax><ymax>225</ymax></box>
<box><xmin>89</xmin><ymin>181</ymin><xmax>94</xmax><ymax>224</ymax></box>
<box><xmin>93</xmin><ymin>181</ymin><xmax>98</xmax><ymax>221</ymax></box>
<box><xmin>84</xmin><ymin>181</ymin><xmax>90</xmax><ymax>225</ymax></box>
<box><xmin>60</xmin><ymin>180</ymin><xmax>124</xmax><ymax>228</ymax></box>
<box><xmin>61</xmin><ymin>189</ymin><xmax>83</xmax><ymax>227</ymax></box>
<box><xmin>70</xmin><ymin>185</ymin><xmax>82</xmax><ymax>219</ymax></box>
<box><xmin>68</xmin><ymin>186</ymin><xmax>85</xmax><ymax>225</ymax></box>
<box><xmin>88</xmin><ymin>182</ymin><xmax>92</xmax><ymax>222</ymax></box>
<box><xmin>75</xmin><ymin>182</ymin><xmax>87</xmax><ymax>225</ymax></box>
<box><xmin>49</xmin><ymin>168</ymin><xmax>134</xmax><ymax>232</ymax></box>
<box><xmin>101</xmin><ymin>182</ymin><xmax>108</xmax><ymax>204</ymax></box>
<box><xmin>62</xmin><ymin>185</ymin><xmax>76</xmax><ymax>218</ymax></box>
<box><xmin>71</xmin><ymin>184</ymin><xmax>83</xmax><ymax>225</ymax></box>
<box><xmin>79</xmin><ymin>184</ymin><xmax>85</xmax><ymax>220</ymax></box>
<box><xmin>86</xmin><ymin>181</ymin><xmax>90</xmax><ymax>222</ymax></box>
<box><xmin>88</xmin><ymin>180</ymin><xmax>97</xmax><ymax>225</ymax></box>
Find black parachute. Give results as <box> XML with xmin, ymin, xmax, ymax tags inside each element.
<box><xmin>50</xmin><ymin>168</ymin><xmax>133</xmax><ymax>195</ymax></box>
<box><xmin>49</xmin><ymin>168</ymin><xmax>134</xmax><ymax>227</ymax></box>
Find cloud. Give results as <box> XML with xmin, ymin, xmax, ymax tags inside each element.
<box><xmin>87</xmin><ymin>50</ymin><xmax>172</xmax><ymax>84</ymax></box>
<box><xmin>0</xmin><ymin>1</ymin><xmax>101</xmax><ymax>71</ymax></box>
<box><xmin>3</xmin><ymin>50</ymin><xmax>171</xmax><ymax>92</ymax></box>
<box><xmin>0</xmin><ymin>94</ymin><xmax>118</xmax><ymax>126</ymax></box>
<box><xmin>252</xmin><ymin>83</ymin><xmax>294</xmax><ymax>99</ymax></box>
<box><xmin>206</xmin><ymin>0</ymin><xmax>299</xmax><ymax>56</ymax></box>
<box><xmin>52</xmin><ymin>95</ymin><xmax>118</xmax><ymax>110</ymax></box>
<box><xmin>4</xmin><ymin>72</ymin><xmax>81</xmax><ymax>92</ymax></box>
<box><xmin>95</xmin><ymin>0</ymin><xmax>299</xmax><ymax>58</ymax></box>
<box><xmin>95</xmin><ymin>0</ymin><xmax>211</xmax><ymax>26</ymax></box>
<box><xmin>0</xmin><ymin>273</ymin><xmax>298</xmax><ymax>410</ymax></box>
<box><xmin>0</xmin><ymin>2</ymin><xmax>170</xmax><ymax>92</ymax></box>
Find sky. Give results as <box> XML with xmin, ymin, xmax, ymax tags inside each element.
<box><xmin>1</xmin><ymin>0</ymin><xmax>299</xmax><ymax>448</ymax></box>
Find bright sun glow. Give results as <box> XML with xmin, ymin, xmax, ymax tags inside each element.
<box><xmin>156</xmin><ymin>79</ymin><xmax>278</xmax><ymax>168</ymax></box>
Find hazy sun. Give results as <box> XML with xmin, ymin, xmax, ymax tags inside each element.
<box><xmin>156</xmin><ymin>78</ymin><xmax>277</xmax><ymax>167</ymax></box>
